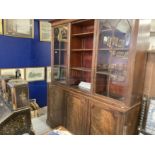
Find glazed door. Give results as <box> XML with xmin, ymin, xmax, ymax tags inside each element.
<box><xmin>90</xmin><ymin>102</ymin><xmax>122</xmax><ymax>135</ymax></box>
<box><xmin>66</xmin><ymin>94</ymin><xmax>89</xmax><ymax>135</ymax></box>
<box><xmin>47</xmin><ymin>84</ymin><xmax>65</xmax><ymax>128</ymax></box>
<box><xmin>94</xmin><ymin>19</ymin><xmax>133</xmax><ymax>102</ymax></box>
<box><xmin>52</xmin><ymin>24</ymin><xmax>69</xmax><ymax>85</ymax></box>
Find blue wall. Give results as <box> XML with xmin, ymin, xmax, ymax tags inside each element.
<box><xmin>0</xmin><ymin>20</ymin><xmax>51</xmax><ymax>107</ymax></box>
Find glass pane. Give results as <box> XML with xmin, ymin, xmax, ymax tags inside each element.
<box><xmin>53</xmin><ymin>67</ymin><xmax>60</xmax><ymax>80</ymax></box>
<box><xmin>99</xmin><ymin>30</ymin><xmax>113</xmax><ymax>48</ymax></box>
<box><xmin>60</xmin><ymin>50</ymin><xmax>67</xmax><ymax>66</ymax></box>
<box><xmin>54</xmin><ymin>27</ymin><xmax>60</xmax><ymax>49</ymax></box>
<box><xmin>96</xmin><ymin>20</ymin><xmax>131</xmax><ymax>102</ymax></box>
<box><xmin>54</xmin><ymin>50</ymin><xmax>59</xmax><ymax>65</ymax></box>
<box><xmin>53</xmin><ymin>24</ymin><xmax>68</xmax><ymax>84</ymax></box>
<box><xmin>97</xmin><ymin>50</ymin><xmax>110</xmax><ymax>72</ymax></box>
<box><xmin>54</xmin><ymin>40</ymin><xmax>59</xmax><ymax>49</ymax></box>
<box><xmin>99</xmin><ymin>20</ymin><xmax>116</xmax><ymax>49</ymax></box>
<box><xmin>60</xmin><ymin>67</ymin><xmax>67</xmax><ymax>81</ymax></box>
<box><xmin>59</xmin><ymin>26</ymin><xmax>68</xmax><ymax>49</ymax></box>
<box><xmin>54</xmin><ymin>27</ymin><xmax>59</xmax><ymax>39</ymax></box>
<box><xmin>109</xmin><ymin>50</ymin><xmax>128</xmax><ymax>101</ymax></box>
<box><xmin>114</xmin><ymin>20</ymin><xmax>131</xmax><ymax>48</ymax></box>
<box><xmin>96</xmin><ymin>74</ymin><xmax>109</xmax><ymax>96</ymax></box>
<box><xmin>60</xmin><ymin>41</ymin><xmax>67</xmax><ymax>49</ymax></box>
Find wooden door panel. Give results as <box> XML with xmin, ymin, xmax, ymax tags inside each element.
<box><xmin>66</xmin><ymin>94</ymin><xmax>88</xmax><ymax>135</ymax></box>
<box><xmin>47</xmin><ymin>85</ymin><xmax>65</xmax><ymax>128</ymax></box>
<box><xmin>90</xmin><ymin>104</ymin><xmax>121</xmax><ymax>135</ymax></box>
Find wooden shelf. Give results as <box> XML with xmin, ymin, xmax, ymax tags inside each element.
<box><xmin>113</xmin><ymin>48</ymin><xmax>129</xmax><ymax>51</ymax></box>
<box><xmin>71</xmin><ymin>67</ymin><xmax>91</xmax><ymax>72</ymax></box>
<box><xmin>71</xmin><ymin>49</ymin><xmax>93</xmax><ymax>52</ymax></box>
<box><xmin>98</xmin><ymin>48</ymin><xmax>129</xmax><ymax>51</ymax></box>
<box><xmin>58</xmin><ymin>80</ymin><xmax>67</xmax><ymax>84</ymax></box>
<box><xmin>71</xmin><ymin>85</ymin><xmax>91</xmax><ymax>93</ymax></box>
<box><xmin>98</xmin><ymin>48</ymin><xmax>112</xmax><ymax>51</ymax></box>
<box><xmin>96</xmin><ymin>71</ymin><xmax>110</xmax><ymax>75</ymax></box>
<box><xmin>72</xmin><ymin>32</ymin><xmax>94</xmax><ymax>37</ymax></box>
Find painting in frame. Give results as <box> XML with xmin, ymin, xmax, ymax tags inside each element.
<box><xmin>26</xmin><ymin>67</ymin><xmax>45</xmax><ymax>82</ymax></box>
<box><xmin>3</xmin><ymin>19</ymin><xmax>34</xmax><ymax>38</ymax></box>
<box><xmin>0</xmin><ymin>68</ymin><xmax>25</xmax><ymax>79</ymax></box>
<box><xmin>40</xmin><ymin>20</ymin><xmax>51</xmax><ymax>42</ymax></box>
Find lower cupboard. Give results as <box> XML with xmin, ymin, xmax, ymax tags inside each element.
<box><xmin>47</xmin><ymin>84</ymin><xmax>141</xmax><ymax>135</ymax></box>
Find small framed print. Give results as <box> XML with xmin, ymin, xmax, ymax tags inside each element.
<box><xmin>0</xmin><ymin>68</ymin><xmax>25</xmax><ymax>79</ymax></box>
<box><xmin>26</xmin><ymin>67</ymin><xmax>45</xmax><ymax>82</ymax></box>
<box><xmin>0</xmin><ymin>19</ymin><xmax>3</xmax><ymax>34</ymax></box>
<box><xmin>40</xmin><ymin>21</ymin><xmax>51</xmax><ymax>42</ymax></box>
<box><xmin>46</xmin><ymin>67</ymin><xmax>51</xmax><ymax>83</ymax></box>
<box><xmin>3</xmin><ymin>19</ymin><xmax>34</xmax><ymax>38</ymax></box>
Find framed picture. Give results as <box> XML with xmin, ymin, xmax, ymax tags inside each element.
<box><xmin>145</xmin><ymin>98</ymin><xmax>155</xmax><ymax>134</ymax></box>
<box><xmin>46</xmin><ymin>67</ymin><xmax>51</xmax><ymax>83</ymax></box>
<box><xmin>26</xmin><ymin>67</ymin><xmax>45</xmax><ymax>82</ymax></box>
<box><xmin>0</xmin><ymin>19</ymin><xmax>3</xmax><ymax>34</ymax></box>
<box><xmin>0</xmin><ymin>68</ymin><xmax>25</xmax><ymax>79</ymax></box>
<box><xmin>3</xmin><ymin>19</ymin><xmax>34</xmax><ymax>38</ymax></box>
<box><xmin>40</xmin><ymin>21</ymin><xmax>51</xmax><ymax>42</ymax></box>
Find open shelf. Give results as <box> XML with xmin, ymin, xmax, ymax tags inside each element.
<box><xmin>72</xmin><ymin>32</ymin><xmax>94</xmax><ymax>37</ymax></box>
<box><xmin>70</xmin><ymin>20</ymin><xmax>94</xmax><ymax>90</ymax></box>
<box><xmin>71</xmin><ymin>67</ymin><xmax>91</xmax><ymax>72</ymax></box>
<box><xmin>96</xmin><ymin>71</ymin><xmax>110</xmax><ymax>75</ymax></box>
<box><xmin>71</xmin><ymin>85</ymin><xmax>91</xmax><ymax>93</ymax></box>
<box><xmin>71</xmin><ymin>49</ymin><xmax>93</xmax><ymax>52</ymax></box>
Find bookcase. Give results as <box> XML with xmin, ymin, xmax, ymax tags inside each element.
<box><xmin>48</xmin><ymin>19</ymin><xmax>147</xmax><ymax>135</ymax></box>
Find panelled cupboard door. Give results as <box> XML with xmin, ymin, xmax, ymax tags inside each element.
<box><xmin>66</xmin><ymin>94</ymin><xmax>89</xmax><ymax>135</ymax></box>
<box><xmin>90</xmin><ymin>102</ymin><xmax>122</xmax><ymax>135</ymax></box>
<box><xmin>47</xmin><ymin>85</ymin><xmax>65</xmax><ymax>128</ymax></box>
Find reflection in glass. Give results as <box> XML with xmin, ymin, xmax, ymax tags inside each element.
<box><xmin>95</xmin><ymin>19</ymin><xmax>131</xmax><ymax>102</ymax></box>
<box><xmin>114</xmin><ymin>20</ymin><xmax>132</xmax><ymax>48</ymax></box>
<box><xmin>97</xmin><ymin>50</ymin><xmax>110</xmax><ymax>72</ymax></box>
<box><xmin>54</xmin><ymin>50</ymin><xmax>59</xmax><ymax>65</ymax></box>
